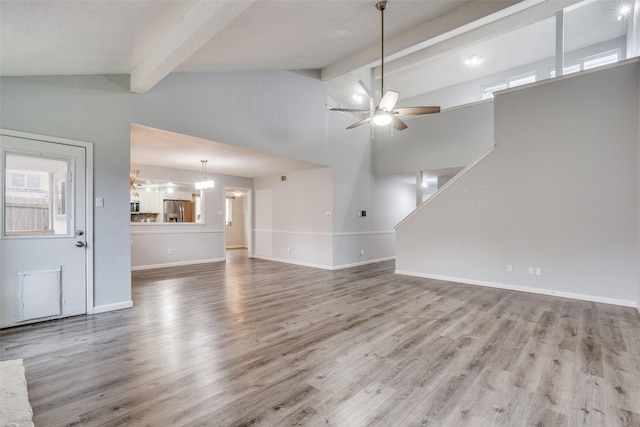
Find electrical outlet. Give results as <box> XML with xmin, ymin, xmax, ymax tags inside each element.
<box><xmin>288</xmin><ymin>247</ymin><xmax>292</xmax><ymax>254</ymax></box>
<box><xmin>506</xmin><ymin>264</ymin><xmax>513</xmax><ymax>272</ymax></box>
<box><xmin>167</xmin><ymin>248</ymin><xmax>172</xmax><ymax>255</ymax></box>
<box><xmin>528</xmin><ymin>267</ymin><xmax>534</xmax><ymax>275</ymax></box>
<box><xmin>535</xmin><ymin>267</ymin><xmax>542</xmax><ymax>276</ymax></box>
<box><xmin>360</xmin><ymin>249</ymin><xmax>364</xmax><ymax>257</ymax></box>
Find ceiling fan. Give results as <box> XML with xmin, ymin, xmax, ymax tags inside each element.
<box><xmin>331</xmin><ymin>0</ymin><xmax>440</xmax><ymax>131</ymax></box>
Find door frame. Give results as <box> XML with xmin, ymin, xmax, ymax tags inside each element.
<box><xmin>1</xmin><ymin>128</ymin><xmax>94</xmax><ymax>315</ymax></box>
<box><xmin>223</xmin><ymin>186</ymin><xmax>253</xmax><ymax>257</ymax></box>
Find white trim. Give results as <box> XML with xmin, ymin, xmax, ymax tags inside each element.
<box><xmin>333</xmin><ymin>257</ymin><xmax>395</xmax><ymax>270</ymax></box>
<box><xmin>395</xmin><ymin>270</ymin><xmax>637</xmax><ymax>308</ymax></box>
<box><xmin>253</xmin><ymin>229</ymin><xmax>333</xmax><ymax>237</ymax></box>
<box><xmin>252</xmin><ymin>229</ymin><xmax>394</xmax><ymax>237</ymax></box>
<box><xmin>131</xmin><ymin>258</ymin><xmax>225</xmax><ymax>271</ymax></box>
<box><xmin>1</xmin><ymin>128</ymin><xmax>95</xmax><ymax>315</ymax></box>
<box><xmin>252</xmin><ymin>255</ymin><xmax>394</xmax><ymax>271</ymax></box>
<box><xmin>93</xmin><ymin>300</ymin><xmax>133</xmax><ymax>314</ymax></box>
<box><xmin>498</xmin><ymin>57</ymin><xmax>640</xmax><ymax>96</ymax></box>
<box><xmin>333</xmin><ymin>231</ymin><xmax>394</xmax><ymax>237</ymax></box>
<box><xmin>252</xmin><ymin>255</ymin><xmax>333</xmax><ymax>270</ymax></box>
<box><xmin>395</xmin><ymin>144</ymin><xmax>496</xmax><ymax>230</ymax></box>
<box><xmin>130</xmin><ymin>228</ymin><xmax>224</xmax><ymax>235</ymax></box>
<box><xmin>226</xmin><ymin>245</ymin><xmax>247</xmax><ymax>249</ymax></box>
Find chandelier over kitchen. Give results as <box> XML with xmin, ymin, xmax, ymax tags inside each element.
<box><xmin>195</xmin><ymin>160</ymin><xmax>214</xmax><ymax>190</ymax></box>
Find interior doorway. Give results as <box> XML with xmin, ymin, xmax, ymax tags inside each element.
<box><xmin>224</xmin><ymin>187</ymin><xmax>252</xmax><ymax>259</ymax></box>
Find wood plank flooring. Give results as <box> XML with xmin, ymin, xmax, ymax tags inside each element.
<box><xmin>2</xmin><ymin>250</ymin><xmax>640</xmax><ymax>426</ymax></box>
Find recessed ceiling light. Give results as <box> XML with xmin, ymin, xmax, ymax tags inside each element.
<box><xmin>352</xmin><ymin>94</ymin><xmax>363</xmax><ymax>103</ymax></box>
<box><xmin>465</xmin><ymin>55</ymin><xmax>482</xmax><ymax>67</ymax></box>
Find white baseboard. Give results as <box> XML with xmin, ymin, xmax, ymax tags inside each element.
<box><xmin>93</xmin><ymin>300</ymin><xmax>133</xmax><ymax>314</ymax></box>
<box><xmin>332</xmin><ymin>257</ymin><xmax>395</xmax><ymax>270</ymax></box>
<box><xmin>226</xmin><ymin>245</ymin><xmax>248</xmax><ymax>249</ymax></box>
<box><xmin>252</xmin><ymin>255</ymin><xmax>333</xmax><ymax>270</ymax></box>
<box><xmin>252</xmin><ymin>255</ymin><xmax>394</xmax><ymax>271</ymax></box>
<box><xmin>131</xmin><ymin>258</ymin><xmax>225</xmax><ymax>271</ymax></box>
<box><xmin>395</xmin><ymin>270</ymin><xmax>637</xmax><ymax>308</ymax></box>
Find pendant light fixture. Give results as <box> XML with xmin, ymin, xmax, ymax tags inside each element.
<box><xmin>195</xmin><ymin>160</ymin><xmax>214</xmax><ymax>189</ymax></box>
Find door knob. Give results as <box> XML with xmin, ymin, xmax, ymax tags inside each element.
<box><xmin>76</xmin><ymin>230</ymin><xmax>84</xmax><ymax>236</ymax></box>
<box><xmin>76</xmin><ymin>241</ymin><xmax>85</xmax><ymax>247</ymax></box>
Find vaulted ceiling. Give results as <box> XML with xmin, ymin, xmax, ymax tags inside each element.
<box><xmin>3</xmin><ymin>0</ymin><xmax>618</xmax><ymax>98</ymax></box>
<box><xmin>1</xmin><ymin>0</ymin><xmax>629</xmax><ymax>175</ymax></box>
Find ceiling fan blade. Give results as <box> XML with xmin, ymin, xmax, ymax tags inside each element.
<box><xmin>346</xmin><ymin>117</ymin><xmax>373</xmax><ymax>129</ymax></box>
<box><xmin>394</xmin><ymin>106</ymin><xmax>441</xmax><ymax>116</ymax></box>
<box><xmin>330</xmin><ymin>108</ymin><xmax>370</xmax><ymax>113</ymax></box>
<box><xmin>358</xmin><ymin>80</ymin><xmax>374</xmax><ymax>98</ymax></box>
<box><xmin>392</xmin><ymin>116</ymin><xmax>408</xmax><ymax>131</ymax></box>
<box><xmin>378</xmin><ymin>90</ymin><xmax>399</xmax><ymax>111</ymax></box>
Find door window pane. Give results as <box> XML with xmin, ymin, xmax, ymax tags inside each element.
<box><xmin>4</xmin><ymin>153</ymin><xmax>70</xmax><ymax>236</ymax></box>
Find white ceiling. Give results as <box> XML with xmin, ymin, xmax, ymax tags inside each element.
<box><xmin>131</xmin><ymin>124</ymin><xmax>325</xmax><ymax>177</ymax></box>
<box><xmin>4</xmin><ymin>0</ymin><xmax>618</xmax><ymax>96</ymax></box>
<box><xmin>1</xmin><ymin>0</ymin><xmax>629</xmax><ymax>176</ymax></box>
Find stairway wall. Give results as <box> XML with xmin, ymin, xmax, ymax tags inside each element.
<box><xmin>396</xmin><ymin>60</ymin><xmax>640</xmax><ymax>305</ymax></box>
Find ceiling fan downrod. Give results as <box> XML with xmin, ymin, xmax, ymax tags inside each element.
<box><xmin>376</xmin><ymin>1</ymin><xmax>387</xmax><ymax>95</ymax></box>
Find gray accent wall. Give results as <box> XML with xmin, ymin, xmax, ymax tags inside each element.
<box><xmin>396</xmin><ymin>61</ymin><xmax>640</xmax><ymax>305</ymax></box>
<box><xmin>0</xmin><ymin>75</ymin><xmax>133</xmax><ymax>308</ymax></box>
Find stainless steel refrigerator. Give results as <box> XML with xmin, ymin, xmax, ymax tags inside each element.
<box><xmin>163</xmin><ymin>199</ymin><xmax>194</xmax><ymax>222</ymax></box>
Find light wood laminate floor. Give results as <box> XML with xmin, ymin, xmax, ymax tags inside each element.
<box><xmin>2</xmin><ymin>250</ymin><xmax>640</xmax><ymax>426</ymax></box>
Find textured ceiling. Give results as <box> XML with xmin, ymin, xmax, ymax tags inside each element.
<box><xmin>1</xmin><ymin>0</ymin><xmax>628</xmax><ymax>175</ymax></box>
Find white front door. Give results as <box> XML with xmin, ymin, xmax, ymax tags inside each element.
<box><xmin>1</xmin><ymin>133</ymin><xmax>89</xmax><ymax>328</ymax></box>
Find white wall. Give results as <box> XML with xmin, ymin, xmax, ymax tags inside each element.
<box><xmin>396</xmin><ymin>60</ymin><xmax>640</xmax><ymax>306</ymax></box>
<box><xmin>130</xmin><ymin>163</ymin><xmax>252</xmax><ymax>269</ymax></box>
<box><xmin>372</xmin><ymin>100</ymin><xmax>494</xmax><ymax>176</ymax></box>
<box><xmin>254</xmin><ymin>167</ymin><xmax>333</xmax><ymax>268</ymax></box>
<box><xmin>332</xmin><ymin>173</ymin><xmax>415</xmax><ymax>267</ymax></box>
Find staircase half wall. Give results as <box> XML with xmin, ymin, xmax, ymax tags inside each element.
<box><xmin>395</xmin><ymin>60</ymin><xmax>640</xmax><ymax>307</ymax></box>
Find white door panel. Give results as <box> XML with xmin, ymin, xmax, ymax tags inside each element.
<box><xmin>1</xmin><ymin>134</ymin><xmax>88</xmax><ymax>328</ymax></box>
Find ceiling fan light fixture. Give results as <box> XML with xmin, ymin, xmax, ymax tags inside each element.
<box><xmin>372</xmin><ymin>112</ymin><xmax>392</xmax><ymax>126</ymax></box>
